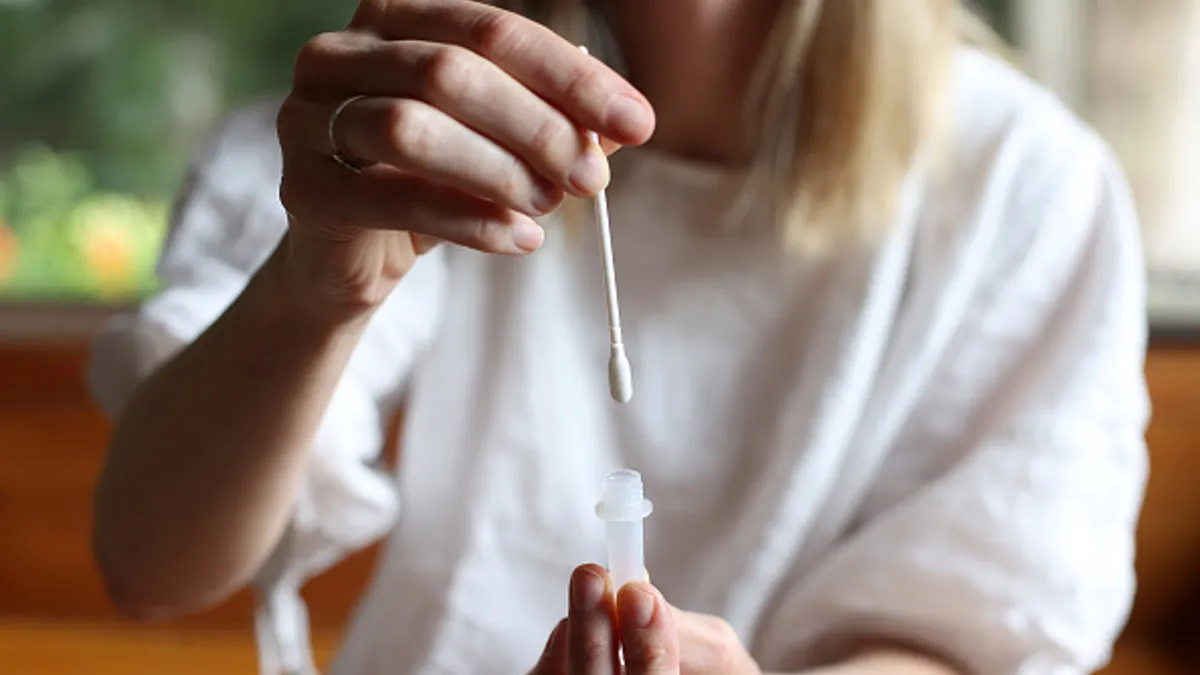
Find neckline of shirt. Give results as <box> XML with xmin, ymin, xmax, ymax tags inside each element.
<box><xmin>612</xmin><ymin>145</ymin><xmax>749</xmax><ymax>195</ymax></box>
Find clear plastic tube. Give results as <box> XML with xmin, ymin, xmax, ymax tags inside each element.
<box><xmin>594</xmin><ymin>469</ymin><xmax>654</xmax><ymax>589</ymax></box>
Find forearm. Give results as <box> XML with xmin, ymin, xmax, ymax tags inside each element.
<box><xmin>93</xmin><ymin>240</ymin><xmax>371</xmax><ymax>619</ymax></box>
<box><xmin>819</xmin><ymin>649</ymin><xmax>959</xmax><ymax>675</ymax></box>
<box><xmin>778</xmin><ymin>644</ymin><xmax>961</xmax><ymax>675</ymax></box>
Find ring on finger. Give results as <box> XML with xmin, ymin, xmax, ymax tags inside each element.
<box><xmin>329</xmin><ymin>94</ymin><xmax>369</xmax><ymax>173</ymax></box>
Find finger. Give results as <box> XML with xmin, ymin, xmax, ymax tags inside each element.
<box><xmin>365</xmin><ymin>0</ymin><xmax>656</xmax><ymax>145</ymax></box>
<box><xmin>281</xmin><ymin>158</ymin><xmax>544</xmax><ymax>255</ymax></box>
<box><xmin>568</xmin><ymin>564</ymin><xmax>620</xmax><ymax>675</ymax></box>
<box><xmin>288</xmin><ymin>39</ymin><xmax>611</xmax><ymax>197</ymax></box>
<box><xmin>599</xmin><ymin>137</ymin><xmax>622</xmax><ymax>157</ymax></box>
<box><xmin>674</xmin><ymin>611</ymin><xmax>746</xmax><ymax>675</ymax></box>
<box><xmin>530</xmin><ymin>618</ymin><xmax>569</xmax><ymax>675</ymax></box>
<box><xmin>333</xmin><ymin>95</ymin><xmax>568</xmax><ymax>215</ymax></box>
<box><xmin>411</xmin><ymin>233</ymin><xmax>441</xmax><ymax>256</ymax></box>
<box><xmin>617</xmin><ymin>583</ymin><xmax>680</xmax><ymax>675</ymax></box>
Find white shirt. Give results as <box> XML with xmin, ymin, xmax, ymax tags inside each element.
<box><xmin>89</xmin><ymin>49</ymin><xmax>1150</xmax><ymax>675</ymax></box>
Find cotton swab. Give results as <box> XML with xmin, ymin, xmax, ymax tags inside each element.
<box><xmin>580</xmin><ymin>45</ymin><xmax>633</xmax><ymax>404</ymax></box>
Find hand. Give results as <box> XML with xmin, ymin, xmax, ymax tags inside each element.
<box><xmin>531</xmin><ymin>564</ymin><xmax>762</xmax><ymax>675</ymax></box>
<box><xmin>273</xmin><ymin>0</ymin><xmax>655</xmax><ymax>322</ymax></box>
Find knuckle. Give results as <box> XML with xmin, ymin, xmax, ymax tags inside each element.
<box><xmin>468</xmin><ymin>10</ymin><xmax>526</xmax><ymax>60</ymax></box>
<box><xmin>274</xmin><ymin>96</ymin><xmax>303</xmax><ymax>147</ymax></box>
<box><xmin>293</xmin><ymin>31</ymin><xmax>342</xmax><ymax>83</ymax></box>
<box><xmin>277</xmin><ymin>167</ymin><xmax>310</xmax><ymax>219</ymax></box>
<box><xmin>704</xmin><ymin>617</ymin><xmax>740</xmax><ymax>671</ymax></box>
<box><xmin>384</xmin><ymin>100</ymin><xmax>433</xmax><ymax>163</ymax></box>
<box><xmin>468</xmin><ymin>218</ymin><xmax>511</xmax><ymax>252</ymax></box>
<box><xmin>349</xmin><ymin>0</ymin><xmax>393</xmax><ymax>30</ymax></box>
<box><xmin>710</xmin><ymin>639</ymin><xmax>736</xmax><ymax>672</ymax></box>
<box><xmin>419</xmin><ymin>46</ymin><xmax>478</xmax><ymax>101</ymax></box>
<box><xmin>495</xmin><ymin>159</ymin><xmax>529</xmax><ymax>207</ymax></box>
<box><xmin>706</xmin><ymin>616</ymin><xmax>737</xmax><ymax>643</ymax></box>
<box><xmin>560</xmin><ymin>62</ymin><xmax>602</xmax><ymax>108</ymax></box>
<box><xmin>578</xmin><ymin>631</ymin><xmax>612</xmax><ymax>665</ymax></box>
<box><xmin>529</xmin><ymin>115</ymin><xmax>574</xmax><ymax>168</ymax></box>
<box><xmin>634</xmin><ymin>641</ymin><xmax>677</xmax><ymax>672</ymax></box>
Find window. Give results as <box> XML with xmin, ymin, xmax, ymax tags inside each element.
<box><xmin>0</xmin><ymin>0</ymin><xmax>351</xmax><ymax>309</ymax></box>
<box><xmin>1011</xmin><ymin>0</ymin><xmax>1200</xmax><ymax>326</ymax></box>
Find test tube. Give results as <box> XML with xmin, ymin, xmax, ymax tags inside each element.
<box><xmin>594</xmin><ymin>469</ymin><xmax>654</xmax><ymax>589</ymax></box>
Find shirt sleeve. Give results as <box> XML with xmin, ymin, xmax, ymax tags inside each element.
<box><xmin>87</xmin><ymin>98</ymin><xmax>448</xmax><ymax>580</ymax></box>
<box><xmin>757</xmin><ymin>137</ymin><xmax>1150</xmax><ymax>674</ymax></box>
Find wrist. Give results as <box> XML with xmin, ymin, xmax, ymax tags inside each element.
<box><xmin>258</xmin><ymin>233</ymin><xmax>379</xmax><ymax>335</ymax></box>
<box><xmin>224</xmin><ymin>242</ymin><xmax>372</xmax><ymax>378</ymax></box>
<box><xmin>812</xmin><ymin>648</ymin><xmax>960</xmax><ymax>675</ymax></box>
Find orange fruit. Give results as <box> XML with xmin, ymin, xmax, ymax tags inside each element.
<box><xmin>0</xmin><ymin>222</ymin><xmax>18</xmax><ymax>284</ymax></box>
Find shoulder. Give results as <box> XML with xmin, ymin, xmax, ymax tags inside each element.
<box><xmin>918</xmin><ymin>48</ymin><xmax>1140</xmax><ymax>291</ymax></box>
<box><xmin>941</xmin><ymin>47</ymin><xmax>1118</xmax><ymax>216</ymax></box>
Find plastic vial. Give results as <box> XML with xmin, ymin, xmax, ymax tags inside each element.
<box><xmin>594</xmin><ymin>469</ymin><xmax>654</xmax><ymax>590</ymax></box>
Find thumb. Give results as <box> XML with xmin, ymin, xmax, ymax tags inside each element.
<box><xmin>618</xmin><ymin>582</ymin><xmax>681</xmax><ymax>675</ymax></box>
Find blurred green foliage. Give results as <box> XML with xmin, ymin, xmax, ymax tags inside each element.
<box><xmin>0</xmin><ymin>0</ymin><xmax>353</xmax><ymax>302</ymax></box>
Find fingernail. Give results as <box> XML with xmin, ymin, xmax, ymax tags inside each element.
<box><xmin>619</xmin><ymin>585</ymin><xmax>657</xmax><ymax>629</ymax></box>
<box><xmin>571</xmin><ymin>568</ymin><xmax>607</xmax><ymax>612</ymax></box>
<box><xmin>568</xmin><ymin>145</ymin><xmax>610</xmax><ymax>196</ymax></box>
<box><xmin>605</xmin><ymin>95</ymin><xmax>653</xmax><ymax>140</ymax></box>
<box><xmin>510</xmin><ymin>217</ymin><xmax>545</xmax><ymax>253</ymax></box>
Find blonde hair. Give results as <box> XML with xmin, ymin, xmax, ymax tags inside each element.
<box><xmin>498</xmin><ymin>0</ymin><xmax>972</xmax><ymax>250</ymax></box>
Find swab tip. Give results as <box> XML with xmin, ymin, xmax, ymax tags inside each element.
<box><xmin>608</xmin><ymin>346</ymin><xmax>633</xmax><ymax>403</ymax></box>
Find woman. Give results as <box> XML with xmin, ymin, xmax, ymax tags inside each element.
<box><xmin>87</xmin><ymin>1</ymin><xmax>1150</xmax><ymax>674</ymax></box>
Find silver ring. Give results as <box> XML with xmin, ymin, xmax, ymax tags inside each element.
<box><xmin>329</xmin><ymin>94</ymin><xmax>367</xmax><ymax>173</ymax></box>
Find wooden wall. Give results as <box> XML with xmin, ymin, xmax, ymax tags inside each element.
<box><xmin>1132</xmin><ymin>344</ymin><xmax>1200</xmax><ymax>635</ymax></box>
<box><xmin>0</xmin><ymin>344</ymin><xmax>382</xmax><ymax>628</ymax></box>
<box><xmin>1</xmin><ymin>342</ymin><xmax>1199</xmax><ymax>641</ymax></box>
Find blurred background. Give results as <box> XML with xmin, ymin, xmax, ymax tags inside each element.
<box><xmin>0</xmin><ymin>0</ymin><xmax>352</xmax><ymax>309</ymax></box>
<box><xmin>0</xmin><ymin>1</ymin><xmax>1198</xmax><ymax>673</ymax></box>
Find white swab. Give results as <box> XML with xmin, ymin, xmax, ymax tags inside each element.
<box><xmin>580</xmin><ymin>45</ymin><xmax>633</xmax><ymax>404</ymax></box>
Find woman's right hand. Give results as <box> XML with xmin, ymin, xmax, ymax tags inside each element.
<box><xmin>273</xmin><ymin>0</ymin><xmax>655</xmax><ymax>323</ymax></box>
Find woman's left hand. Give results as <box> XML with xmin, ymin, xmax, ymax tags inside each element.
<box><xmin>530</xmin><ymin>564</ymin><xmax>762</xmax><ymax>675</ymax></box>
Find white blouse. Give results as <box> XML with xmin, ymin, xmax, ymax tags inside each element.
<box><xmin>89</xmin><ymin>49</ymin><xmax>1150</xmax><ymax>675</ymax></box>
